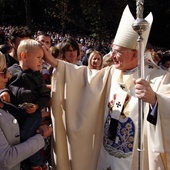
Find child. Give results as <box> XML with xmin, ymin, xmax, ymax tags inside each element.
<box><xmin>3</xmin><ymin>39</ymin><xmax>51</xmax><ymax>170</ymax></box>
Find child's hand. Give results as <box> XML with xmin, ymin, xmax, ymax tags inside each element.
<box><xmin>25</xmin><ymin>103</ymin><xmax>39</xmax><ymax>114</ymax></box>
<box><xmin>0</xmin><ymin>91</ymin><xmax>10</xmax><ymax>103</ymax></box>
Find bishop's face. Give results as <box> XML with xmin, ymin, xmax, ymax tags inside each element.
<box><xmin>111</xmin><ymin>45</ymin><xmax>138</xmax><ymax>72</ymax></box>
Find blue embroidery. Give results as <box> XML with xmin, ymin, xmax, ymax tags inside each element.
<box><xmin>103</xmin><ymin>114</ymin><xmax>135</xmax><ymax>158</ymax></box>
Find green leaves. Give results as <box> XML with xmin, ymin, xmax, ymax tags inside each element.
<box><xmin>0</xmin><ymin>0</ymin><xmax>170</xmax><ymax>48</ymax></box>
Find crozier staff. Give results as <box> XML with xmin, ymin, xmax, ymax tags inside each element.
<box><xmin>132</xmin><ymin>0</ymin><xmax>150</xmax><ymax>169</ymax></box>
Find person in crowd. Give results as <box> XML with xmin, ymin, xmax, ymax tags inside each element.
<box><xmin>36</xmin><ymin>32</ymin><xmax>52</xmax><ymax>85</ymax></box>
<box><xmin>41</xmin><ymin>6</ymin><xmax>169</xmax><ymax>170</ymax></box>
<box><xmin>158</xmin><ymin>50</ymin><xmax>170</xmax><ymax>71</ymax></box>
<box><xmin>0</xmin><ymin>39</ymin><xmax>51</xmax><ymax>170</ymax></box>
<box><xmin>36</xmin><ymin>33</ymin><xmax>52</xmax><ymax>48</ymax></box>
<box><xmin>82</xmin><ymin>48</ymin><xmax>94</xmax><ymax>66</ymax></box>
<box><xmin>0</xmin><ymin>28</ymin><xmax>7</xmax><ymax>44</ymax></box>
<box><xmin>88</xmin><ymin>50</ymin><xmax>103</xmax><ymax>70</ymax></box>
<box><xmin>76</xmin><ymin>43</ymin><xmax>84</xmax><ymax>66</ymax></box>
<box><xmin>5</xmin><ymin>26</ymin><xmax>32</xmax><ymax>67</ymax></box>
<box><xmin>48</xmin><ymin>43</ymin><xmax>62</xmax><ymax>76</ymax></box>
<box><xmin>0</xmin><ymin>51</ymin><xmax>52</xmax><ymax>170</ymax></box>
<box><xmin>144</xmin><ymin>42</ymin><xmax>161</xmax><ymax>66</ymax></box>
<box><xmin>36</xmin><ymin>33</ymin><xmax>55</xmax><ymax>167</ymax></box>
<box><xmin>50</xmin><ymin>44</ymin><xmax>61</xmax><ymax>59</ymax></box>
<box><xmin>102</xmin><ymin>39</ymin><xmax>114</xmax><ymax>67</ymax></box>
<box><xmin>0</xmin><ymin>43</ymin><xmax>12</xmax><ymax>55</ymax></box>
<box><xmin>43</xmin><ymin>43</ymin><xmax>62</xmax><ymax>91</ymax></box>
<box><xmin>60</xmin><ymin>38</ymin><xmax>80</xmax><ymax>64</ymax></box>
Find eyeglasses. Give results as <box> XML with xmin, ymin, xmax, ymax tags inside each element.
<box><xmin>112</xmin><ymin>49</ymin><xmax>131</xmax><ymax>56</ymax></box>
<box><xmin>0</xmin><ymin>68</ymin><xmax>8</xmax><ymax>78</ymax></box>
<box><xmin>66</xmin><ymin>49</ymin><xmax>76</xmax><ymax>53</ymax></box>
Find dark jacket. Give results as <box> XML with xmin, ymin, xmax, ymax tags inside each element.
<box><xmin>6</xmin><ymin>64</ymin><xmax>50</xmax><ymax>110</ymax></box>
<box><xmin>5</xmin><ymin>54</ymin><xmax>19</xmax><ymax>67</ymax></box>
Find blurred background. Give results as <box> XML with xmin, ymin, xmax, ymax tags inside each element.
<box><xmin>0</xmin><ymin>0</ymin><xmax>169</xmax><ymax>49</ymax></box>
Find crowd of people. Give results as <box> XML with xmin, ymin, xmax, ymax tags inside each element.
<box><xmin>0</xmin><ymin>4</ymin><xmax>170</xmax><ymax>170</ymax></box>
<box><xmin>0</xmin><ymin>25</ymin><xmax>170</xmax><ymax>72</ymax></box>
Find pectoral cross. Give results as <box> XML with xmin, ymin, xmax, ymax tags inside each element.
<box><xmin>116</xmin><ymin>102</ymin><xmax>121</xmax><ymax>108</ymax></box>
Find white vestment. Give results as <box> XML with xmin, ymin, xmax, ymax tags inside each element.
<box><xmin>51</xmin><ymin>60</ymin><xmax>170</xmax><ymax>170</ymax></box>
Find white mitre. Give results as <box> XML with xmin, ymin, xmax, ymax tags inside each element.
<box><xmin>113</xmin><ymin>5</ymin><xmax>153</xmax><ymax>50</ymax></box>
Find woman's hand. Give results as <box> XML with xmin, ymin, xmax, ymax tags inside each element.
<box><xmin>36</xmin><ymin>124</ymin><xmax>53</xmax><ymax>138</ymax></box>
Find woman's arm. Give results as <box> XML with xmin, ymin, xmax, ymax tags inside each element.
<box><xmin>0</xmin><ymin>129</ymin><xmax>44</xmax><ymax>169</ymax></box>
<box><xmin>0</xmin><ymin>114</ymin><xmax>52</xmax><ymax>170</ymax></box>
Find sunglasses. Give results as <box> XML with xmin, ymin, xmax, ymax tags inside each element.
<box><xmin>0</xmin><ymin>68</ymin><xmax>8</xmax><ymax>78</ymax></box>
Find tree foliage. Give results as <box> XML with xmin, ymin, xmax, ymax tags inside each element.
<box><xmin>0</xmin><ymin>0</ymin><xmax>170</xmax><ymax>48</ymax></box>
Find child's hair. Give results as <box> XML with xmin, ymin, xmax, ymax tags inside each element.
<box><xmin>17</xmin><ymin>39</ymin><xmax>42</xmax><ymax>60</ymax></box>
<box><xmin>0</xmin><ymin>51</ymin><xmax>6</xmax><ymax>71</ymax></box>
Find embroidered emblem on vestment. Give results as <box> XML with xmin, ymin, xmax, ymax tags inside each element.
<box><xmin>148</xmin><ymin>65</ymin><xmax>154</xmax><ymax>69</ymax></box>
<box><xmin>103</xmin><ymin>94</ymin><xmax>135</xmax><ymax>158</ymax></box>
